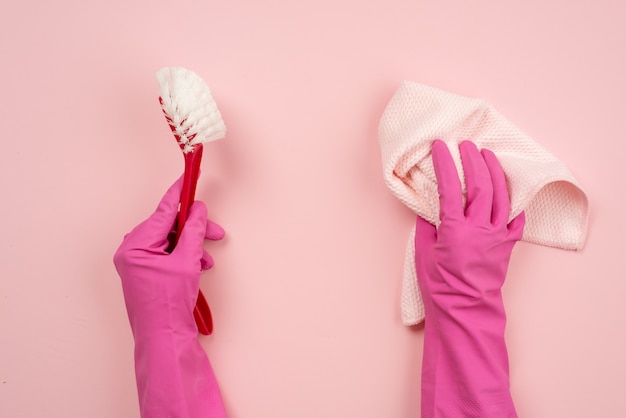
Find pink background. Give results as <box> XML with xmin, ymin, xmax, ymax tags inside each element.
<box><xmin>1</xmin><ymin>1</ymin><xmax>624</xmax><ymax>416</ymax></box>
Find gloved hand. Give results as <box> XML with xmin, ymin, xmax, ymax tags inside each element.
<box><xmin>114</xmin><ymin>177</ymin><xmax>227</xmax><ymax>418</ymax></box>
<box><xmin>414</xmin><ymin>140</ymin><xmax>525</xmax><ymax>418</ymax></box>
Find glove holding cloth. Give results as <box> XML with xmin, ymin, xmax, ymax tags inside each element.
<box><xmin>379</xmin><ymin>81</ymin><xmax>590</xmax><ymax>325</ymax></box>
<box><xmin>416</xmin><ymin>140</ymin><xmax>523</xmax><ymax>417</ymax></box>
<box><xmin>114</xmin><ymin>178</ymin><xmax>227</xmax><ymax>418</ymax></box>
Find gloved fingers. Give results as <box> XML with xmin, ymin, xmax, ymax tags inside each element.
<box><xmin>200</xmin><ymin>250</ymin><xmax>216</xmax><ymax>271</ymax></box>
<box><xmin>431</xmin><ymin>140</ymin><xmax>464</xmax><ymax>222</ymax></box>
<box><xmin>174</xmin><ymin>200</ymin><xmax>208</xmax><ymax>259</ymax></box>
<box><xmin>143</xmin><ymin>176</ymin><xmax>184</xmax><ymax>242</ymax></box>
<box><xmin>415</xmin><ymin>215</ymin><xmax>437</xmax><ymax>249</ymax></box>
<box><xmin>460</xmin><ymin>141</ymin><xmax>493</xmax><ymax>223</ymax></box>
<box><xmin>481</xmin><ymin>148</ymin><xmax>510</xmax><ymax>226</ymax></box>
<box><xmin>206</xmin><ymin>219</ymin><xmax>226</xmax><ymax>241</ymax></box>
<box><xmin>507</xmin><ymin>210</ymin><xmax>526</xmax><ymax>240</ymax></box>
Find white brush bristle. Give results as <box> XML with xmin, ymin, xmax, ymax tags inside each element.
<box><xmin>156</xmin><ymin>67</ymin><xmax>226</xmax><ymax>153</ymax></box>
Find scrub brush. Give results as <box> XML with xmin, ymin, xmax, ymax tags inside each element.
<box><xmin>156</xmin><ymin>66</ymin><xmax>226</xmax><ymax>335</ymax></box>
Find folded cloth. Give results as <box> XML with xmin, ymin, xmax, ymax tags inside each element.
<box><xmin>379</xmin><ymin>81</ymin><xmax>590</xmax><ymax>325</ymax></box>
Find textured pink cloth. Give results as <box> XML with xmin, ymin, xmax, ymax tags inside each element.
<box><xmin>379</xmin><ymin>81</ymin><xmax>590</xmax><ymax>325</ymax></box>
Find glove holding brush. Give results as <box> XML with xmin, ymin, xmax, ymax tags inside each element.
<box><xmin>114</xmin><ymin>177</ymin><xmax>228</xmax><ymax>418</ymax></box>
<box><xmin>113</xmin><ymin>67</ymin><xmax>228</xmax><ymax>417</ymax></box>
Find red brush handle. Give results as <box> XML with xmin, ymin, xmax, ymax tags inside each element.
<box><xmin>175</xmin><ymin>144</ymin><xmax>214</xmax><ymax>335</ymax></box>
<box><xmin>173</xmin><ymin>144</ymin><xmax>203</xmax><ymax>246</ymax></box>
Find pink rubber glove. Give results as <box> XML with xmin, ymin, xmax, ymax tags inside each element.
<box><xmin>415</xmin><ymin>140</ymin><xmax>525</xmax><ymax>417</ymax></box>
<box><xmin>114</xmin><ymin>177</ymin><xmax>227</xmax><ymax>418</ymax></box>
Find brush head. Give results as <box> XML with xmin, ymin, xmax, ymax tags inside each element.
<box><xmin>156</xmin><ymin>67</ymin><xmax>226</xmax><ymax>154</ymax></box>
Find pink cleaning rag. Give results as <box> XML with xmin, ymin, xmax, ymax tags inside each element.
<box><xmin>379</xmin><ymin>81</ymin><xmax>590</xmax><ymax>326</ymax></box>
